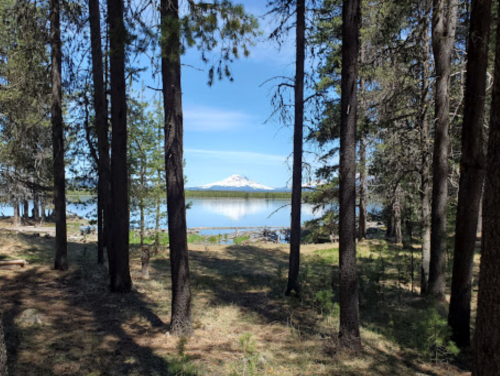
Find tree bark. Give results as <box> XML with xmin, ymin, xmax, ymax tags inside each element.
<box><xmin>428</xmin><ymin>0</ymin><xmax>459</xmax><ymax>300</ymax></box>
<box><xmin>33</xmin><ymin>191</ymin><xmax>39</xmax><ymax>222</ymax></box>
<box><xmin>338</xmin><ymin>0</ymin><xmax>361</xmax><ymax>350</ymax></box>
<box><xmin>161</xmin><ymin>0</ymin><xmax>192</xmax><ymax>335</ymax></box>
<box><xmin>13</xmin><ymin>198</ymin><xmax>20</xmax><ymax>226</ymax></box>
<box><xmin>140</xmin><ymin>164</ymin><xmax>145</xmax><ymax>248</ymax></box>
<box><xmin>474</xmin><ymin>4</ymin><xmax>500</xmax><ymax>371</ymax></box>
<box><xmin>358</xmin><ymin>43</ymin><xmax>367</xmax><ymax>241</ymax></box>
<box><xmin>89</xmin><ymin>0</ymin><xmax>111</xmax><ymax>266</ymax></box>
<box><xmin>51</xmin><ymin>0</ymin><xmax>68</xmax><ymax>271</ymax></box>
<box><xmin>0</xmin><ymin>314</ymin><xmax>6</xmax><ymax>376</ymax></box>
<box><xmin>141</xmin><ymin>247</ymin><xmax>150</xmax><ymax>279</ymax></box>
<box><xmin>448</xmin><ymin>0</ymin><xmax>490</xmax><ymax>349</ymax></box>
<box><xmin>286</xmin><ymin>0</ymin><xmax>305</xmax><ymax>296</ymax></box>
<box><xmin>358</xmin><ymin>134</ymin><xmax>367</xmax><ymax>240</ymax></box>
<box><xmin>41</xmin><ymin>199</ymin><xmax>46</xmax><ymax>223</ymax></box>
<box><xmin>107</xmin><ymin>0</ymin><xmax>132</xmax><ymax>292</ymax></box>
<box><xmin>23</xmin><ymin>199</ymin><xmax>29</xmax><ymax>219</ymax></box>
<box><xmin>393</xmin><ymin>185</ymin><xmax>402</xmax><ymax>244</ymax></box>
<box><xmin>419</xmin><ymin>8</ymin><xmax>432</xmax><ymax>293</ymax></box>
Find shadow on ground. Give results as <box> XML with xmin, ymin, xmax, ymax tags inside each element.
<box><xmin>0</xmin><ymin>232</ymin><xmax>194</xmax><ymax>376</ymax></box>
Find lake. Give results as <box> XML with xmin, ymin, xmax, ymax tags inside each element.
<box><xmin>70</xmin><ymin>197</ymin><xmax>325</xmax><ymax>235</ymax></box>
<box><xmin>1</xmin><ymin>197</ymin><xmax>380</xmax><ymax>236</ymax></box>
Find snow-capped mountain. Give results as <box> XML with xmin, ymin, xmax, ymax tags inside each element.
<box><xmin>190</xmin><ymin>174</ymin><xmax>275</xmax><ymax>191</ymax></box>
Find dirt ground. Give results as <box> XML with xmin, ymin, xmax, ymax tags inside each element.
<box><xmin>0</xmin><ymin>228</ymin><xmax>475</xmax><ymax>376</ymax></box>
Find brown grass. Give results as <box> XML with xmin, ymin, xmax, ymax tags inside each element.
<box><xmin>0</xmin><ymin>230</ymin><xmax>475</xmax><ymax>375</ymax></box>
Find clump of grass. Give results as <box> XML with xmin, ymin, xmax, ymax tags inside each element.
<box><xmin>233</xmin><ymin>235</ymin><xmax>250</xmax><ymax>245</ymax></box>
<box><xmin>187</xmin><ymin>233</ymin><xmax>206</xmax><ymax>243</ymax></box>
<box><xmin>229</xmin><ymin>333</ymin><xmax>261</xmax><ymax>376</ymax></box>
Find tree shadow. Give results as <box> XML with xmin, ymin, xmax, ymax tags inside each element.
<box><xmin>0</xmin><ymin>236</ymin><xmax>196</xmax><ymax>376</ymax></box>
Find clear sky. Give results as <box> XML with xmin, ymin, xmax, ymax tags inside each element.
<box><xmin>137</xmin><ymin>0</ymin><xmax>323</xmax><ymax>189</ymax></box>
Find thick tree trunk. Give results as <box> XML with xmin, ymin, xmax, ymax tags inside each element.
<box><xmin>89</xmin><ymin>0</ymin><xmax>110</xmax><ymax>266</ymax></box>
<box><xmin>97</xmin><ymin>193</ymin><xmax>104</xmax><ymax>264</ymax></box>
<box><xmin>33</xmin><ymin>191</ymin><xmax>39</xmax><ymax>221</ymax></box>
<box><xmin>13</xmin><ymin>198</ymin><xmax>20</xmax><ymax>226</ymax></box>
<box><xmin>0</xmin><ymin>314</ymin><xmax>6</xmax><ymax>376</ymax></box>
<box><xmin>107</xmin><ymin>0</ymin><xmax>132</xmax><ymax>292</ymax></box>
<box><xmin>419</xmin><ymin>4</ymin><xmax>432</xmax><ymax>293</ymax></box>
<box><xmin>51</xmin><ymin>0</ymin><xmax>68</xmax><ymax>271</ymax></box>
<box><xmin>420</xmin><ymin>134</ymin><xmax>431</xmax><ymax>293</ymax></box>
<box><xmin>41</xmin><ymin>199</ymin><xmax>46</xmax><ymax>223</ymax></box>
<box><xmin>428</xmin><ymin>0</ymin><xmax>459</xmax><ymax>300</ymax></box>
<box><xmin>286</xmin><ymin>0</ymin><xmax>305</xmax><ymax>296</ymax></box>
<box><xmin>448</xmin><ymin>0</ymin><xmax>490</xmax><ymax>349</ymax></box>
<box><xmin>474</xmin><ymin>4</ymin><xmax>500</xmax><ymax>371</ymax></box>
<box><xmin>161</xmin><ymin>0</ymin><xmax>191</xmax><ymax>335</ymax></box>
<box><xmin>338</xmin><ymin>0</ymin><xmax>361</xmax><ymax>350</ymax></box>
<box><xmin>23</xmin><ymin>199</ymin><xmax>29</xmax><ymax>219</ymax></box>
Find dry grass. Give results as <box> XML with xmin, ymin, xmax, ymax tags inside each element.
<box><xmin>0</xmin><ymin>230</ymin><xmax>475</xmax><ymax>375</ymax></box>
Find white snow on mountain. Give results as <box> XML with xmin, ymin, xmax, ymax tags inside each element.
<box><xmin>198</xmin><ymin>174</ymin><xmax>275</xmax><ymax>191</ymax></box>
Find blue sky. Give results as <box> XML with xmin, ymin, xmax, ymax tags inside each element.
<box><xmin>135</xmin><ymin>0</ymin><xmax>324</xmax><ymax>188</ymax></box>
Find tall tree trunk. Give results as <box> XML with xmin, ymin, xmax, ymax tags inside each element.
<box><xmin>393</xmin><ymin>185</ymin><xmax>403</xmax><ymax>244</ymax></box>
<box><xmin>0</xmin><ymin>314</ymin><xmax>6</xmax><ymax>376</ymax></box>
<box><xmin>386</xmin><ymin>203</ymin><xmax>395</xmax><ymax>239</ymax></box>
<box><xmin>286</xmin><ymin>0</ymin><xmax>305</xmax><ymax>296</ymax></box>
<box><xmin>23</xmin><ymin>199</ymin><xmax>29</xmax><ymax>219</ymax></box>
<box><xmin>448</xmin><ymin>0</ymin><xmax>490</xmax><ymax>349</ymax></box>
<box><xmin>97</xmin><ymin>192</ymin><xmax>104</xmax><ymax>264</ymax></box>
<box><xmin>419</xmin><ymin>1</ymin><xmax>432</xmax><ymax>294</ymax></box>
<box><xmin>358</xmin><ymin>134</ymin><xmax>367</xmax><ymax>240</ymax></box>
<box><xmin>474</xmin><ymin>4</ymin><xmax>500</xmax><ymax>371</ymax></box>
<box><xmin>41</xmin><ymin>199</ymin><xmax>46</xmax><ymax>223</ymax></box>
<box><xmin>51</xmin><ymin>0</ymin><xmax>68</xmax><ymax>271</ymax></box>
<box><xmin>161</xmin><ymin>0</ymin><xmax>191</xmax><ymax>335</ymax></box>
<box><xmin>428</xmin><ymin>0</ymin><xmax>459</xmax><ymax>300</ymax></box>
<box><xmin>33</xmin><ymin>191</ymin><xmax>39</xmax><ymax>221</ymax></box>
<box><xmin>13</xmin><ymin>198</ymin><xmax>20</xmax><ymax>226</ymax></box>
<box><xmin>89</xmin><ymin>0</ymin><xmax>111</xmax><ymax>265</ymax></box>
<box><xmin>338</xmin><ymin>0</ymin><xmax>361</xmax><ymax>350</ymax></box>
<box><xmin>358</xmin><ymin>43</ymin><xmax>367</xmax><ymax>241</ymax></box>
<box><xmin>154</xmin><ymin>121</ymin><xmax>162</xmax><ymax>251</ymax></box>
<box><xmin>108</xmin><ymin>0</ymin><xmax>132</xmax><ymax>292</ymax></box>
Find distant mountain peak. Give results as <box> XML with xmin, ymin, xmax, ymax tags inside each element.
<box><xmin>197</xmin><ymin>174</ymin><xmax>274</xmax><ymax>191</ymax></box>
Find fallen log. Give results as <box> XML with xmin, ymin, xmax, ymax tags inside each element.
<box><xmin>0</xmin><ymin>260</ymin><xmax>28</xmax><ymax>268</ymax></box>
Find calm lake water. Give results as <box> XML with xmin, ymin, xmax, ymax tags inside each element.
<box><xmin>1</xmin><ymin>197</ymin><xmax>325</xmax><ymax>235</ymax></box>
<box><xmin>1</xmin><ymin>197</ymin><xmax>380</xmax><ymax>236</ymax></box>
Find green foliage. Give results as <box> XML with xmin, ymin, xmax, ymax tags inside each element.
<box><xmin>187</xmin><ymin>233</ymin><xmax>206</xmax><ymax>243</ymax></box>
<box><xmin>233</xmin><ymin>235</ymin><xmax>249</xmax><ymax>245</ymax></box>
<box><xmin>228</xmin><ymin>333</ymin><xmax>260</xmax><ymax>376</ymax></box>
<box><xmin>0</xmin><ymin>0</ymin><xmax>52</xmax><ymax>206</ymax></box>
<box><xmin>129</xmin><ymin>231</ymin><xmax>169</xmax><ymax>246</ymax></box>
<box><xmin>159</xmin><ymin>1</ymin><xmax>259</xmax><ymax>86</ymax></box>
<box><xmin>313</xmin><ymin>290</ymin><xmax>339</xmax><ymax>317</ymax></box>
<box><xmin>164</xmin><ymin>337</ymin><xmax>200</xmax><ymax>375</ymax></box>
<box><xmin>398</xmin><ymin>308</ymin><xmax>460</xmax><ymax>360</ymax></box>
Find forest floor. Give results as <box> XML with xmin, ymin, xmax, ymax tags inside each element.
<box><xmin>0</xmin><ymin>227</ymin><xmax>478</xmax><ymax>376</ymax></box>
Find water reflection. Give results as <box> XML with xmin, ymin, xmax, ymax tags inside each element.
<box><xmin>198</xmin><ymin>198</ymin><xmax>275</xmax><ymax>221</ymax></box>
